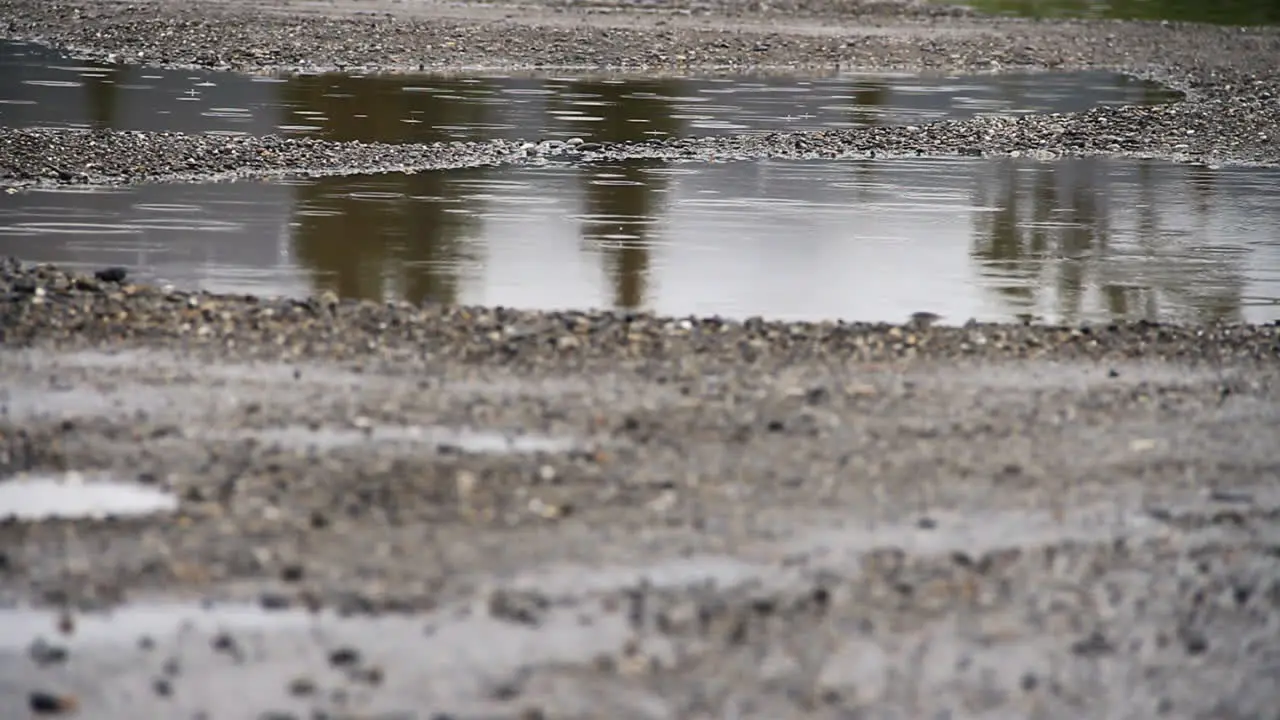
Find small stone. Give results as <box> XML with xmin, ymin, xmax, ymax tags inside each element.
<box><xmin>287</xmin><ymin>677</ymin><xmax>317</xmax><ymax>696</ymax></box>
<box><xmin>328</xmin><ymin>647</ymin><xmax>361</xmax><ymax>667</ymax></box>
<box><xmin>29</xmin><ymin>692</ymin><xmax>78</xmax><ymax>715</ymax></box>
<box><xmin>260</xmin><ymin>592</ymin><xmax>292</xmax><ymax>610</ymax></box>
<box><xmin>489</xmin><ymin>589</ymin><xmax>549</xmax><ymax>626</ymax></box>
<box><xmin>94</xmin><ymin>266</ymin><xmax>128</xmax><ymax>283</ymax></box>
<box><xmin>28</xmin><ymin>638</ymin><xmax>68</xmax><ymax>666</ymax></box>
<box><xmin>1070</xmin><ymin>631</ymin><xmax>1114</xmax><ymax>657</ymax></box>
<box><xmin>153</xmin><ymin>678</ymin><xmax>173</xmax><ymax>697</ymax></box>
<box><xmin>349</xmin><ymin>665</ymin><xmax>384</xmax><ymax>686</ymax></box>
<box><xmin>211</xmin><ymin>632</ymin><xmax>241</xmax><ymax>659</ymax></box>
<box><xmin>1182</xmin><ymin>631</ymin><xmax>1208</xmax><ymax>655</ymax></box>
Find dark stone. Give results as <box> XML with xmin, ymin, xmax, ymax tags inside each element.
<box><xmin>94</xmin><ymin>266</ymin><xmax>128</xmax><ymax>283</ymax></box>
<box><xmin>29</xmin><ymin>692</ymin><xmax>77</xmax><ymax>715</ymax></box>
<box><xmin>328</xmin><ymin>647</ymin><xmax>361</xmax><ymax>667</ymax></box>
<box><xmin>1070</xmin><ymin>630</ymin><xmax>1115</xmax><ymax>657</ymax></box>
<box><xmin>28</xmin><ymin>638</ymin><xmax>68</xmax><ymax>666</ymax></box>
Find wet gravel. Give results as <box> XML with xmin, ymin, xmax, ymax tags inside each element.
<box><xmin>2</xmin><ymin>257</ymin><xmax>1280</xmax><ymax>717</ymax></box>
<box><xmin>2</xmin><ymin>0</ymin><xmax>1280</xmax><ymax>715</ymax></box>
<box><xmin>1</xmin><ymin>0</ymin><xmax>1279</xmax><ymax>188</ymax></box>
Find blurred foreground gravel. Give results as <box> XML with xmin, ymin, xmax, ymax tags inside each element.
<box><xmin>1</xmin><ymin>258</ymin><xmax>1278</xmax><ymax>719</ymax></box>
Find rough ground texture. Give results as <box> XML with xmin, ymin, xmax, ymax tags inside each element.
<box><xmin>1</xmin><ymin>257</ymin><xmax>1279</xmax><ymax>719</ymax></box>
<box><xmin>2</xmin><ymin>0</ymin><xmax>1280</xmax><ymax>718</ymax></box>
<box><xmin>2</xmin><ymin>0</ymin><xmax>1280</xmax><ymax>189</ymax></box>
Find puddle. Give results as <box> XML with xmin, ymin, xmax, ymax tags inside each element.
<box><xmin>240</xmin><ymin>424</ymin><xmax>580</xmax><ymax>454</ymax></box>
<box><xmin>4</xmin><ymin>156</ymin><xmax>1278</xmax><ymax>324</ymax></box>
<box><xmin>0</xmin><ymin>39</ymin><xmax>1180</xmax><ymax>142</ymax></box>
<box><xmin>955</xmin><ymin>0</ymin><xmax>1280</xmax><ymax>25</ymax></box>
<box><xmin>0</xmin><ymin>472</ymin><xmax>178</xmax><ymax>520</ymax></box>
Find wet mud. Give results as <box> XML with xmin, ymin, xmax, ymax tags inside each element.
<box><xmin>2</xmin><ymin>258</ymin><xmax>1279</xmax><ymax>718</ymax></box>
<box><xmin>2</xmin><ymin>0</ymin><xmax>1280</xmax><ymax>716</ymax></box>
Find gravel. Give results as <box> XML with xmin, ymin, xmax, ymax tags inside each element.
<box><xmin>2</xmin><ymin>0</ymin><xmax>1280</xmax><ymax>716</ymax></box>
<box><xmin>1</xmin><ymin>256</ymin><xmax>1279</xmax><ymax>717</ymax></box>
<box><xmin>2</xmin><ymin>0</ymin><xmax>1279</xmax><ymax>188</ymax></box>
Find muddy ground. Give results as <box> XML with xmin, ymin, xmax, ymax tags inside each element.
<box><xmin>2</xmin><ymin>0</ymin><xmax>1280</xmax><ymax>718</ymax></box>
<box><xmin>1</xmin><ymin>259</ymin><xmax>1279</xmax><ymax>719</ymax></box>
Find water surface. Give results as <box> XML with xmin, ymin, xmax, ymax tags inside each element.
<box><xmin>0</xmin><ymin>472</ymin><xmax>178</xmax><ymax>521</ymax></box>
<box><xmin>0</xmin><ymin>40</ymin><xmax>1180</xmax><ymax>143</ymax></box>
<box><xmin>3</xmin><ymin>157</ymin><xmax>1278</xmax><ymax>324</ymax></box>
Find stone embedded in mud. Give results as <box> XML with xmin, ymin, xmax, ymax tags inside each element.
<box><xmin>489</xmin><ymin>589</ymin><xmax>551</xmax><ymax>626</ymax></box>
<box><xmin>327</xmin><ymin>646</ymin><xmax>361</xmax><ymax>667</ymax></box>
<box><xmin>28</xmin><ymin>691</ymin><xmax>78</xmax><ymax>715</ymax></box>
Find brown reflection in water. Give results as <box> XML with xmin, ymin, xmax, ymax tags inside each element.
<box><xmin>83</xmin><ymin>64</ymin><xmax>120</xmax><ymax>130</ymax></box>
<box><xmin>278</xmin><ymin>73</ymin><xmax>498</xmax><ymax>144</ymax></box>
<box><xmin>552</xmin><ymin>80</ymin><xmax>684</xmax><ymax>309</ymax></box>
<box><xmin>288</xmin><ymin>171</ymin><xmax>481</xmax><ymax>304</ymax></box>
<box><xmin>282</xmin><ymin>75</ymin><xmax>494</xmax><ymax>302</ymax></box>
<box><xmin>971</xmin><ymin>158</ymin><xmax>1245</xmax><ymax>323</ymax></box>
<box><xmin>847</xmin><ymin>81</ymin><xmax>890</xmax><ymax>129</ymax></box>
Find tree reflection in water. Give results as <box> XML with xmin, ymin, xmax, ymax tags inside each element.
<box><xmin>550</xmin><ymin>79</ymin><xmax>685</xmax><ymax>310</ymax></box>
<box><xmin>970</xmin><ymin>158</ymin><xmax>1246</xmax><ymax>324</ymax></box>
<box><xmin>282</xmin><ymin>73</ymin><xmax>494</xmax><ymax>304</ymax></box>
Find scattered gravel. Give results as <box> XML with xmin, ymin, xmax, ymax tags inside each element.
<box><xmin>1</xmin><ymin>256</ymin><xmax>1279</xmax><ymax>718</ymax></box>
<box><xmin>1</xmin><ymin>0</ymin><xmax>1279</xmax><ymax>188</ymax></box>
<box><xmin>2</xmin><ymin>0</ymin><xmax>1279</xmax><ymax>716</ymax></box>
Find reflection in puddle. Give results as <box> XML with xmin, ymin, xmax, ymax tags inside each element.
<box><xmin>241</xmin><ymin>425</ymin><xmax>579</xmax><ymax>454</ymax></box>
<box><xmin>0</xmin><ymin>39</ymin><xmax>1180</xmax><ymax>143</ymax></box>
<box><xmin>0</xmin><ymin>472</ymin><xmax>178</xmax><ymax>520</ymax></box>
<box><xmin>3</xmin><ymin>157</ymin><xmax>1278</xmax><ymax>324</ymax></box>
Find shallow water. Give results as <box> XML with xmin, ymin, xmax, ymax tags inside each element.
<box><xmin>4</xmin><ymin>157</ymin><xmax>1279</xmax><ymax>324</ymax></box>
<box><xmin>0</xmin><ymin>472</ymin><xmax>178</xmax><ymax>520</ymax></box>
<box><xmin>0</xmin><ymin>40</ymin><xmax>1180</xmax><ymax>143</ymax></box>
<box><xmin>2</xmin><ymin>41</ymin><xmax>1276</xmax><ymax>324</ymax></box>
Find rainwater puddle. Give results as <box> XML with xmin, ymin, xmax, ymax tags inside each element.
<box><xmin>0</xmin><ymin>472</ymin><xmax>178</xmax><ymax>521</ymax></box>
<box><xmin>0</xmin><ymin>39</ymin><xmax>1180</xmax><ymax>142</ymax></box>
<box><xmin>240</xmin><ymin>424</ymin><xmax>580</xmax><ymax>454</ymax></box>
<box><xmin>4</xmin><ymin>156</ymin><xmax>1279</xmax><ymax>324</ymax></box>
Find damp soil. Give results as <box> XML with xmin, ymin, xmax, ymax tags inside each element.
<box><xmin>1</xmin><ymin>257</ymin><xmax>1279</xmax><ymax>719</ymax></box>
<box><xmin>1</xmin><ymin>0</ymin><xmax>1280</xmax><ymax>717</ymax></box>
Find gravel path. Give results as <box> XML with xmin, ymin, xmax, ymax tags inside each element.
<box><xmin>2</xmin><ymin>258</ymin><xmax>1279</xmax><ymax>719</ymax></box>
<box><xmin>2</xmin><ymin>0</ymin><xmax>1279</xmax><ymax>188</ymax></box>
<box><xmin>2</xmin><ymin>1</ymin><xmax>1280</xmax><ymax>717</ymax></box>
